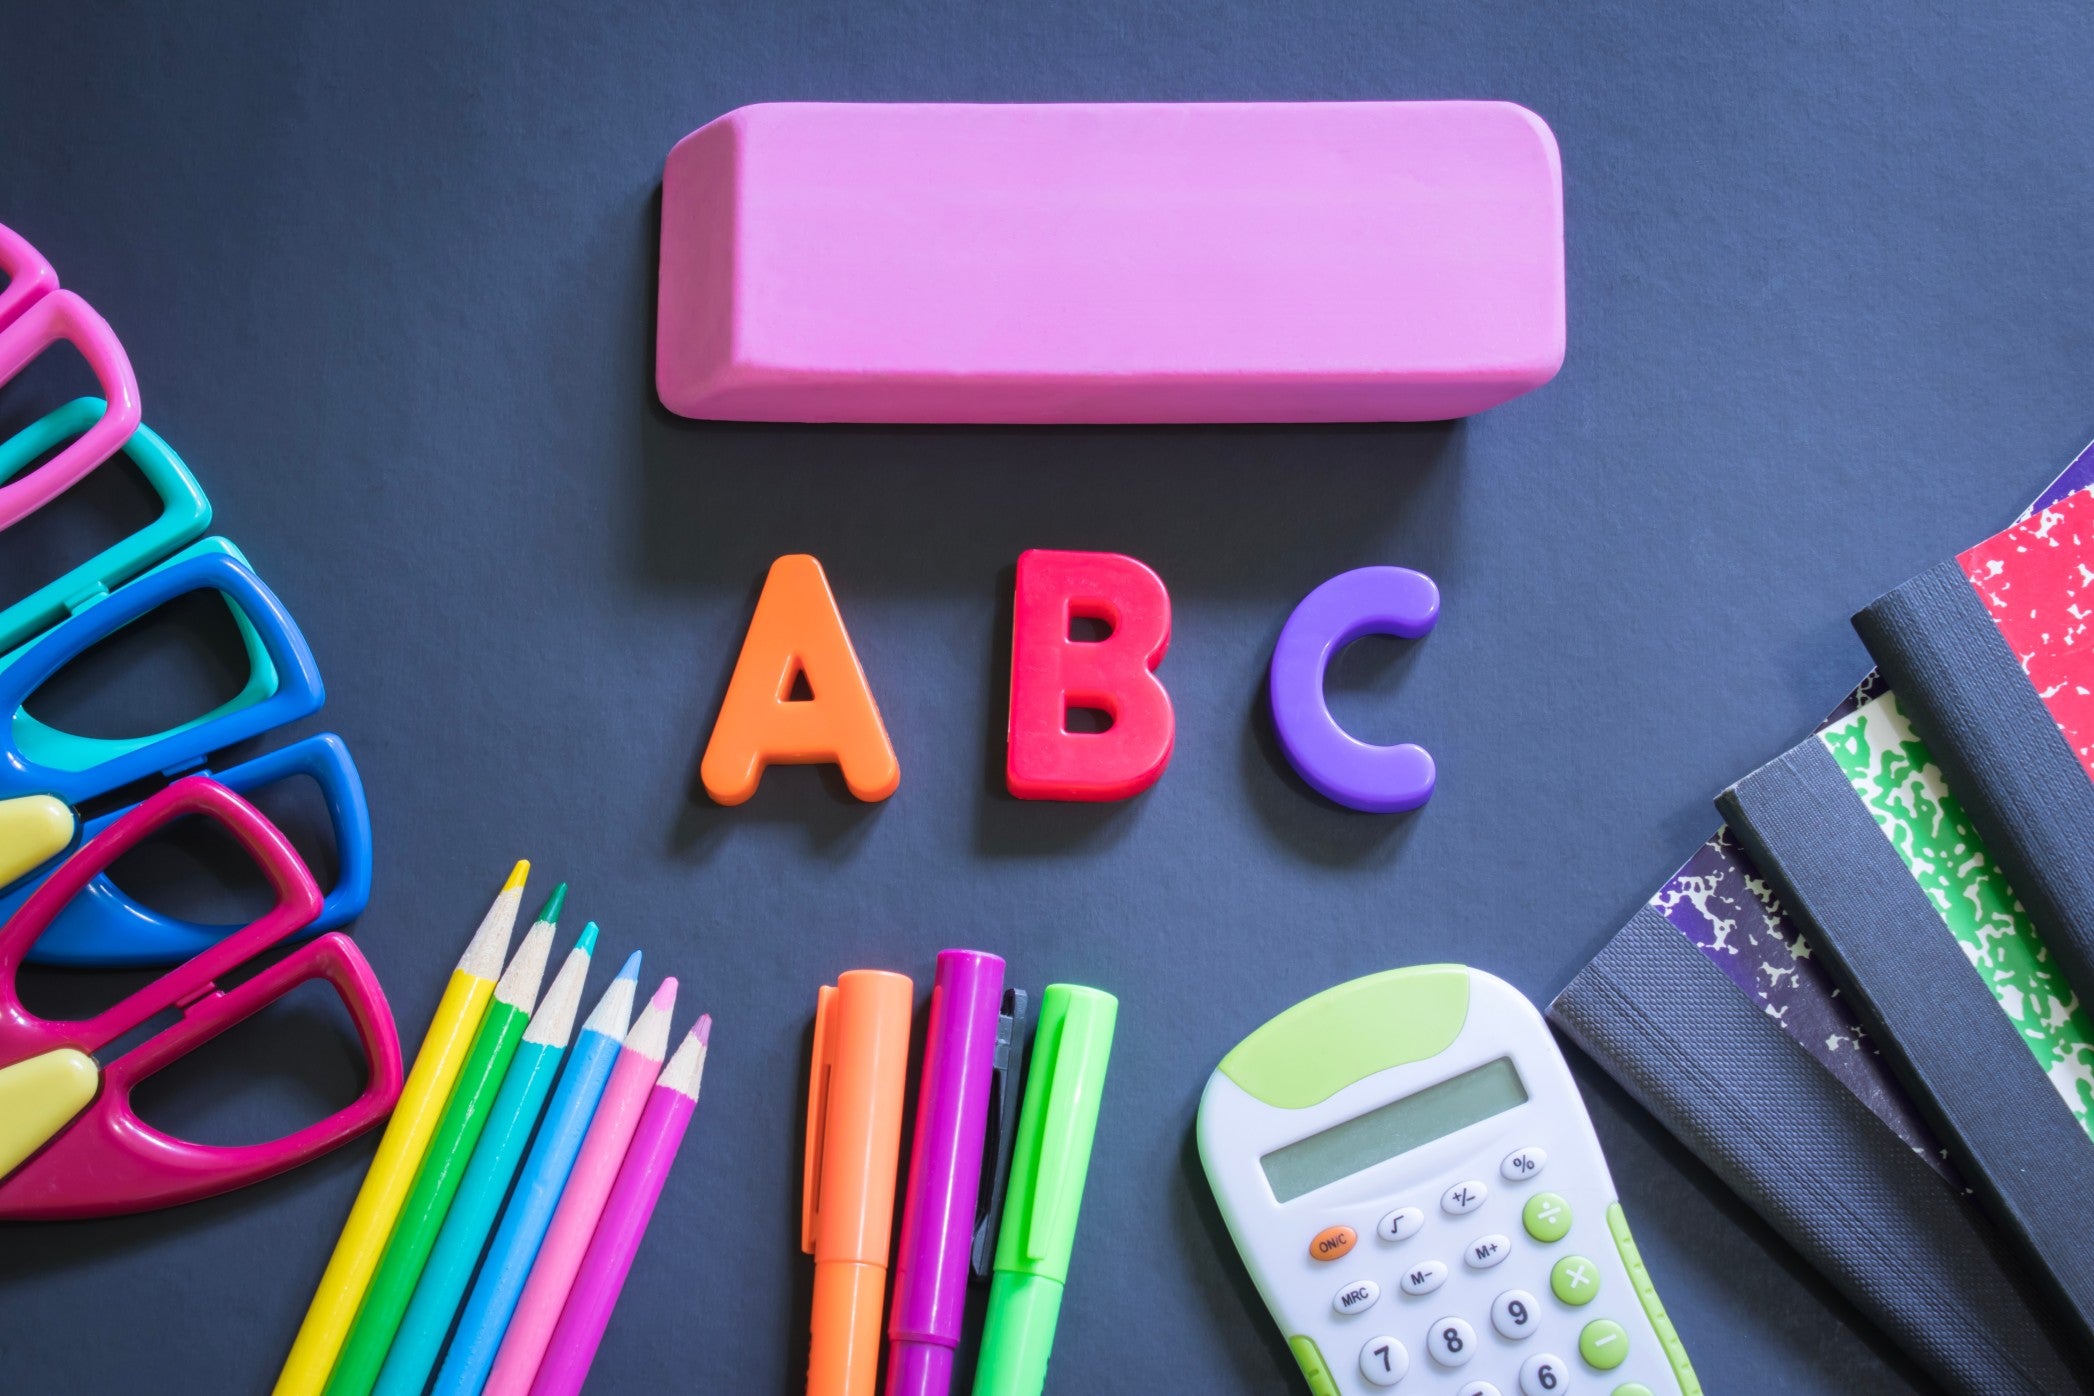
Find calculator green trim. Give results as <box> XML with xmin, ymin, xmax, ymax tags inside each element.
<box><xmin>1287</xmin><ymin>1334</ymin><xmax>1339</xmax><ymax>1396</ymax></box>
<box><xmin>1218</xmin><ymin>965</ymin><xmax>1469</xmax><ymax>1109</ymax></box>
<box><xmin>1606</xmin><ymin>1202</ymin><xmax>1701</xmax><ymax>1396</ymax></box>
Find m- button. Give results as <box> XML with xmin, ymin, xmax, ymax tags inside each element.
<box><xmin>1310</xmin><ymin>1225</ymin><xmax>1358</xmax><ymax>1262</ymax></box>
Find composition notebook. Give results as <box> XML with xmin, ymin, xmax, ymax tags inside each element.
<box><xmin>1856</xmin><ymin>482</ymin><xmax>2094</xmax><ymax>1015</ymax></box>
<box><xmin>1720</xmin><ymin>688</ymin><xmax>2094</xmax><ymax>1362</ymax></box>
<box><xmin>1551</xmin><ymin>441</ymin><xmax>2094</xmax><ymax>1396</ymax></box>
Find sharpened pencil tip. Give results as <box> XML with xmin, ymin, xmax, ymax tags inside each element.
<box><xmin>533</xmin><ymin>882</ymin><xmax>567</xmax><ymax>926</ymax></box>
<box><xmin>576</xmin><ymin>920</ymin><xmax>599</xmax><ymax>953</ymax></box>
<box><xmin>696</xmin><ymin>1013</ymin><xmax>712</xmax><ymax>1046</ymax></box>
<box><xmin>647</xmin><ymin>977</ymin><xmax>678</xmax><ymax>1010</ymax></box>
<box><xmin>503</xmin><ymin>859</ymin><xmax>530</xmax><ymax>893</ymax></box>
<box><xmin>612</xmin><ymin>946</ymin><xmax>639</xmax><ymax>981</ymax></box>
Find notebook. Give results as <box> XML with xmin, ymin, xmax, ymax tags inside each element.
<box><xmin>1856</xmin><ymin>481</ymin><xmax>2094</xmax><ymax>1013</ymax></box>
<box><xmin>1719</xmin><ymin>687</ymin><xmax>2094</xmax><ymax>1362</ymax></box>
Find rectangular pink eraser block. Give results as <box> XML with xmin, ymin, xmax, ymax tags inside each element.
<box><xmin>657</xmin><ymin>101</ymin><xmax>1564</xmax><ymax>424</ymax></box>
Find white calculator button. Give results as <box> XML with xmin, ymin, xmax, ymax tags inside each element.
<box><xmin>1332</xmin><ymin>1278</ymin><xmax>1381</xmax><ymax>1316</ymax></box>
<box><xmin>1377</xmin><ymin>1205</ymin><xmax>1426</xmax><ymax>1242</ymax></box>
<box><xmin>1519</xmin><ymin>1352</ymin><xmax>1572</xmax><ymax>1394</ymax></box>
<box><xmin>1457</xmin><ymin>1384</ymin><xmax>1505</xmax><ymax>1396</ymax></box>
<box><xmin>1359</xmin><ymin>1336</ymin><xmax>1409</xmax><ymax>1386</ymax></box>
<box><xmin>1463</xmin><ymin>1233</ymin><xmax>1511</xmax><ymax>1269</ymax></box>
<box><xmin>1441</xmin><ymin>1180</ymin><xmax>1488</xmax><ymax>1214</ymax></box>
<box><xmin>1397</xmin><ymin>1260</ymin><xmax>1448</xmax><ymax>1296</ymax></box>
<box><xmin>1491</xmin><ymin>1288</ymin><xmax>1540</xmax><ymax>1340</ymax></box>
<box><xmin>1501</xmin><ymin>1146</ymin><xmax>1546</xmax><ymax>1181</ymax></box>
<box><xmin>1425</xmin><ymin>1317</ymin><xmax>1478</xmax><ymax>1368</ymax></box>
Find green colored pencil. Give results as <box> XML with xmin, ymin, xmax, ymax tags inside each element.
<box><xmin>322</xmin><ymin>886</ymin><xmax>565</xmax><ymax>1396</ymax></box>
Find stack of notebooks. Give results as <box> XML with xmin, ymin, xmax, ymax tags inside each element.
<box><xmin>1552</xmin><ymin>443</ymin><xmax>2094</xmax><ymax>1396</ymax></box>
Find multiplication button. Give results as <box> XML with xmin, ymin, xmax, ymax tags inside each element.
<box><xmin>1332</xmin><ymin>1279</ymin><xmax>1380</xmax><ymax>1316</ymax></box>
<box><xmin>1377</xmin><ymin>1205</ymin><xmax>1425</xmax><ymax>1243</ymax></box>
<box><xmin>1441</xmin><ymin>1179</ymin><xmax>1488</xmax><ymax>1215</ymax></box>
<box><xmin>1549</xmin><ymin>1253</ymin><xmax>1600</xmax><ymax>1306</ymax></box>
<box><xmin>1502</xmin><ymin>1146</ymin><xmax>1546</xmax><ymax>1181</ymax></box>
<box><xmin>1359</xmin><ymin>1336</ymin><xmax>1409</xmax><ymax>1387</ymax></box>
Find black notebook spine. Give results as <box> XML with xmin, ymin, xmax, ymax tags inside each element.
<box><xmin>1855</xmin><ymin>559</ymin><xmax>2094</xmax><ymax>1010</ymax></box>
<box><xmin>1718</xmin><ymin>740</ymin><xmax>2094</xmax><ymax>1359</ymax></box>
<box><xmin>1549</xmin><ymin>906</ymin><xmax>2083</xmax><ymax>1395</ymax></box>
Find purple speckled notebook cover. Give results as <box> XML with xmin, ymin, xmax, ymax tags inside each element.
<box><xmin>1651</xmin><ymin>440</ymin><xmax>2094</xmax><ymax>1173</ymax></box>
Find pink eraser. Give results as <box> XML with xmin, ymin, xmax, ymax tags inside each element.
<box><xmin>657</xmin><ymin>101</ymin><xmax>1563</xmax><ymax>424</ymax></box>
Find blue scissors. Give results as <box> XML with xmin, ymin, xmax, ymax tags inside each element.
<box><xmin>4</xmin><ymin>733</ymin><xmax>373</xmax><ymax>967</ymax></box>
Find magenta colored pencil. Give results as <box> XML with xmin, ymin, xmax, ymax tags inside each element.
<box><xmin>528</xmin><ymin>1014</ymin><xmax>711</xmax><ymax>1396</ymax></box>
<box><xmin>483</xmin><ymin>978</ymin><xmax>677</xmax><ymax>1396</ymax></box>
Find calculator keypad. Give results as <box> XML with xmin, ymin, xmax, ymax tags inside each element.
<box><xmin>1306</xmin><ymin>1140</ymin><xmax>1656</xmax><ymax>1392</ymax></box>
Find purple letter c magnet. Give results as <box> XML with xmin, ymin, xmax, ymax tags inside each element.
<box><xmin>1269</xmin><ymin>566</ymin><xmax>1438</xmax><ymax>813</ymax></box>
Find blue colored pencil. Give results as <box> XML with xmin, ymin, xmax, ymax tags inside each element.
<box><xmin>430</xmin><ymin>947</ymin><xmax>640</xmax><ymax>1396</ymax></box>
<box><xmin>371</xmin><ymin>926</ymin><xmax>600</xmax><ymax>1396</ymax></box>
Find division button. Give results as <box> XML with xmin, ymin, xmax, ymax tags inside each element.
<box><xmin>1426</xmin><ymin>1316</ymin><xmax>1478</xmax><ymax>1368</ymax></box>
<box><xmin>1502</xmin><ymin>1146</ymin><xmax>1546</xmax><ymax>1181</ymax></box>
<box><xmin>1310</xmin><ymin>1225</ymin><xmax>1358</xmax><ymax>1263</ymax></box>
<box><xmin>1333</xmin><ymin>1279</ymin><xmax>1381</xmax><ymax>1316</ymax></box>
<box><xmin>1522</xmin><ymin>1192</ymin><xmax>1572</xmax><ymax>1243</ymax></box>
<box><xmin>1519</xmin><ymin>1352</ymin><xmax>1572</xmax><ymax>1394</ymax></box>
<box><xmin>1398</xmin><ymin>1260</ymin><xmax>1449</xmax><ymax>1296</ymax></box>
<box><xmin>1377</xmin><ymin>1205</ymin><xmax>1426</xmax><ymax>1243</ymax></box>
<box><xmin>1464</xmin><ymin>1233</ymin><xmax>1512</xmax><ymax>1269</ymax></box>
<box><xmin>1578</xmin><ymin>1319</ymin><xmax>1629</xmax><ymax>1371</ymax></box>
<box><xmin>1549</xmin><ymin>1254</ymin><xmax>1601</xmax><ymax>1306</ymax></box>
<box><xmin>1441</xmin><ymin>1179</ymin><xmax>1488</xmax><ymax>1215</ymax></box>
<box><xmin>1492</xmin><ymin>1288</ymin><xmax>1541</xmax><ymax>1340</ymax></box>
<box><xmin>1359</xmin><ymin>1336</ymin><xmax>1409</xmax><ymax>1387</ymax></box>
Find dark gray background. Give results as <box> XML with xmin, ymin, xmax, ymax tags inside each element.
<box><xmin>3</xmin><ymin>2</ymin><xmax>2090</xmax><ymax>1392</ymax></box>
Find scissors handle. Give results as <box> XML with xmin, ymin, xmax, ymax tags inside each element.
<box><xmin>0</xmin><ymin>777</ymin><xmax>323</xmax><ymax>1054</ymax></box>
<box><xmin>0</xmin><ymin>930</ymin><xmax>402</xmax><ymax>1220</ymax></box>
<box><xmin>0</xmin><ymin>286</ymin><xmax>140</xmax><ymax>532</ymax></box>
<box><xmin>16</xmin><ymin>733</ymin><xmax>376</xmax><ymax>967</ymax></box>
<box><xmin>0</xmin><ymin>222</ymin><xmax>58</xmax><ymax>334</ymax></box>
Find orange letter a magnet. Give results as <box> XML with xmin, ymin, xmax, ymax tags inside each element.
<box><xmin>700</xmin><ymin>554</ymin><xmax>900</xmax><ymax>805</ymax></box>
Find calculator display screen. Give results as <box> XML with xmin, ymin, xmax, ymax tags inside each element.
<box><xmin>1260</xmin><ymin>1057</ymin><xmax>1529</xmax><ymax>1203</ymax></box>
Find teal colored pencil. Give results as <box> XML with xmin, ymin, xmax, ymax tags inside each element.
<box><xmin>431</xmin><ymin>948</ymin><xmax>640</xmax><ymax>1396</ymax></box>
<box><xmin>370</xmin><ymin>923</ymin><xmax>600</xmax><ymax>1396</ymax></box>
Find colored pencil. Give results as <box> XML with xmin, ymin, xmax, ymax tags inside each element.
<box><xmin>432</xmin><ymin>948</ymin><xmax>639</xmax><ymax>1396</ymax></box>
<box><xmin>482</xmin><ymin>978</ymin><xmax>677</xmax><ymax>1396</ymax></box>
<box><xmin>326</xmin><ymin>886</ymin><xmax>565</xmax><ymax>1396</ymax></box>
<box><xmin>374</xmin><ymin>924</ymin><xmax>600</xmax><ymax>1396</ymax></box>
<box><xmin>528</xmin><ymin>1014</ymin><xmax>711</xmax><ymax>1396</ymax></box>
<box><xmin>275</xmin><ymin>861</ymin><xmax>527</xmax><ymax>1396</ymax></box>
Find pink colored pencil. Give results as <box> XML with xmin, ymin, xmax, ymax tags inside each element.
<box><xmin>528</xmin><ymin>1014</ymin><xmax>711</xmax><ymax>1396</ymax></box>
<box><xmin>482</xmin><ymin>978</ymin><xmax>678</xmax><ymax>1396</ymax></box>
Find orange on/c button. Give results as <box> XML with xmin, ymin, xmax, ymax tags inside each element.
<box><xmin>1309</xmin><ymin>1226</ymin><xmax>1357</xmax><ymax>1262</ymax></box>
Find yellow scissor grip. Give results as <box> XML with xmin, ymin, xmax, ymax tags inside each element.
<box><xmin>0</xmin><ymin>1047</ymin><xmax>98</xmax><ymax>1178</ymax></box>
<box><xmin>0</xmin><ymin>793</ymin><xmax>74</xmax><ymax>888</ymax></box>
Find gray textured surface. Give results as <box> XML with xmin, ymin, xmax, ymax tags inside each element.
<box><xmin>5</xmin><ymin>2</ymin><xmax>2094</xmax><ymax>1391</ymax></box>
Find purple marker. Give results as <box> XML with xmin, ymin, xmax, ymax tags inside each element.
<box><xmin>886</xmin><ymin>950</ymin><xmax>1009</xmax><ymax>1396</ymax></box>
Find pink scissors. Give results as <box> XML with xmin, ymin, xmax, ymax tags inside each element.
<box><xmin>0</xmin><ymin>221</ymin><xmax>141</xmax><ymax>532</ymax></box>
<box><xmin>0</xmin><ymin>775</ymin><xmax>402</xmax><ymax>1220</ymax></box>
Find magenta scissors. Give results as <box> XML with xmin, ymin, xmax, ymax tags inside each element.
<box><xmin>0</xmin><ymin>775</ymin><xmax>402</xmax><ymax>1220</ymax></box>
<box><xmin>0</xmin><ymin>221</ymin><xmax>141</xmax><ymax>532</ymax></box>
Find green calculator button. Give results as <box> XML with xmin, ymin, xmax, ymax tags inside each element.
<box><xmin>1550</xmin><ymin>1254</ymin><xmax>1601</xmax><ymax>1306</ymax></box>
<box><xmin>1580</xmin><ymin>1318</ymin><xmax>1629</xmax><ymax>1370</ymax></box>
<box><xmin>1612</xmin><ymin>1386</ymin><xmax>1656</xmax><ymax>1396</ymax></box>
<box><xmin>1523</xmin><ymin>1191</ymin><xmax>1572</xmax><ymax>1242</ymax></box>
<box><xmin>1287</xmin><ymin>1334</ymin><xmax>1339</xmax><ymax>1396</ymax></box>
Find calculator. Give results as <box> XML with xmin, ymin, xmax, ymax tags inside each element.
<box><xmin>1198</xmin><ymin>965</ymin><xmax>1699</xmax><ymax>1396</ymax></box>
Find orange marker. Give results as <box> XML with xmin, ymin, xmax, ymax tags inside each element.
<box><xmin>701</xmin><ymin>554</ymin><xmax>899</xmax><ymax>805</ymax></box>
<box><xmin>803</xmin><ymin>969</ymin><xmax>914</xmax><ymax>1396</ymax></box>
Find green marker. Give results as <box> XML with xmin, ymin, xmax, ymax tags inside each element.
<box><xmin>972</xmin><ymin>984</ymin><xmax>1118</xmax><ymax>1396</ymax></box>
<box><xmin>323</xmin><ymin>886</ymin><xmax>566</xmax><ymax>1396</ymax></box>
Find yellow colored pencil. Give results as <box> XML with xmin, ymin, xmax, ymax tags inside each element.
<box><xmin>274</xmin><ymin>861</ymin><xmax>529</xmax><ymax>1396</ymax></box>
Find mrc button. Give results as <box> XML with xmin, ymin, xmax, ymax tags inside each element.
<box><xmin>1309</xmin><ymin>1225</ymin><xmax>1358</xmax><ymax>1262</ymax></box>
